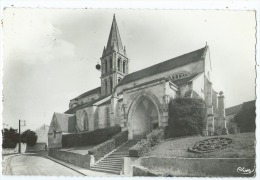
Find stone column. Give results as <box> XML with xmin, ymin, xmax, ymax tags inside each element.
<box><xmin>217</xmin><ymin>91</ymin><xmax>228</xmax><ymax>134</ymax></box>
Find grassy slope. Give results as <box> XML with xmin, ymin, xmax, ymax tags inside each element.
<box><xmin>146</xmin><ymin>132</ymin><xmax>255</xmax><ymax>158</ymax></box>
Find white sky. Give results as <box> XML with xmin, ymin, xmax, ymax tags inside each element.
<box><xmin>2</xmin><ymin>8</ymin><xmax>256</xmax><ymax>131</ymax></box>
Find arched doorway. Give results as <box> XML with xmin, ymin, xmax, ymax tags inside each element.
<box><xmin>132</xmin><ymin>97</ymin><xmax>159</xmax><ymax>139</ymax></box>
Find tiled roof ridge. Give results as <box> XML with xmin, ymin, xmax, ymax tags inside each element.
<box><xmin>73</xmin><ymin>86</ymin><xmax>101</xmax><ymax>100</ymax></box>
<box><xmin>117</xmin><ymin>46</ymin><xmax>206</xmax><ymax>86</ymax></box>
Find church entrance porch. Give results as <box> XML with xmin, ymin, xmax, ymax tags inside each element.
<box><xmin>130</xmin><ymin>97</ymin><xmax>159</xmax><ymax>139</ymax></box>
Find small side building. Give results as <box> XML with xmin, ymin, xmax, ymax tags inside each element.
<box><xmin>48</xmin><ymin>112</ymin><xmax>77</xmax><ymax>148</ymax></box>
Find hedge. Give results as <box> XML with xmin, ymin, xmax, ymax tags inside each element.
<box><xmin>234</xmin><ymin>101</ymin><xmax>256</xmax><ymax>133</ymax></box>
<box><xmin>129</xmin><ymin>128</ymin><xmax>164</xmax><ymax>157</ymax></box>
<box><xmin>167</xmin><ymin>98</ymin><xmax>207</xmax><ymax>138</ymax></box>
<box><xmin>62</xmin><ymin>125</ymin><xmax>121</xmax><ymax>147</ymax></box>
<box><xmin>88</xmin><ymin>130</ymin><xmax>128</xmax><ymax>161</ymax></box>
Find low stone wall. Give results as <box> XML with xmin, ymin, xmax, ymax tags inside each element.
<box><xmin>26</xmin><ymin>143</ymin><xmax>47</xmax><ymax>152</ymax></box>
<box><xmin>123</xmin><ymin>157</ymin><xmax>141</xmax><ymax>176</ymax></box>
<box><xmin>49</xmin><ymin>148</ymin><xmax>91</xmax><ymax>169</ymax></box>
<box><xmin>136</xmin><ymin>157</ymin><xmax>255</xmax><ymax>177</ymax></box>
<box><xmin>133</xmin><ymin>166</ymin><xmax>160</xmax><ymax>176</ymax></box>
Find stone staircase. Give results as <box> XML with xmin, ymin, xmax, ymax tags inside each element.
<box><xmin>90</xmin><ymin>140</ymin><xmax>139</xmax><ymax>175</ymax></box>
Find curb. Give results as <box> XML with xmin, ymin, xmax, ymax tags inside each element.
<box><xmin>43</xmin><ymin>155</ymin><xmax>87</xmax><ymax>176</ymax></box>
<box><xmin>3</xmin><ymin>154</ymin><xmax>19</xmax><ymax>175</ymax></box>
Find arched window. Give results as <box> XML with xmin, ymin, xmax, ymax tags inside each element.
<box><xmin>110</xmin><ymin>58</ymin><xmax>113</xmax><ymax>71</ymax></box>
<box><xmin>106</xmin><ymin>107</ymin><xmax>110</xmax><ymax>127</ymax></box>
<box><xmin>110</xmin><ymin>77</ymin><xmax>113</xmax><ymax>93</ymax></box>
<box><xmin>83</xmin><ymin>112</ymin><xmax>89</xmax><ymax>131</ymax></box>
<box><xmin>104</xmin><ymin>79</ymin><xmax>107</xmax><ymax>95</ymax></box>
<box><xmin>105</xmin><ymin>61</ymin><xmax>107</xmax><ymax>73</ymax></box>
<box><xmin>117</xmin><ymin>58</ymin><xmax>121</xmax><ymax>71</ymax></box>
<box><xmin>123</xmin><ymin>61</ymin><xmax>126</xmax><ymax>73</ymax></box>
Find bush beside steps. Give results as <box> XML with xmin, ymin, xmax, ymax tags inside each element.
<box><xmin>129</xmin><ymin>128</ymin><xmax>164</xmax><ymax>157</ymax></box>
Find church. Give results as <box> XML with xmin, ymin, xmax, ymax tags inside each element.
<box><xmin>48</xmin><ymin>15</ymin><xmax>227</xmax><ymax>148</ymax></box>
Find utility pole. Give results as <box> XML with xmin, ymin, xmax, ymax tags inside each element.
<box><xmin>18</xmin><ymin>119</ymin><xmax>26</xmax><ymax>153</ymax></box>
<box><xmin>19</xmin><ymin>120</ymin><xmax>21</xmax><ymax>153</ymax></box>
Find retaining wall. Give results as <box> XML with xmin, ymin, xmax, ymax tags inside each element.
<box><xmin>49</xmin><ymin>148</ymin><xmax>91</xmax><ymax>169</ymax></box>
<box><xmin>136</xmin><ymin>157</ymin><xmax>255</xmax><ymax>177</ymax></box>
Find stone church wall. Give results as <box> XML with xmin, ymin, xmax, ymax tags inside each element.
<box><xmin>75</xmin><ymin>106</ymin><xmax>95</xmax><ymax>131</ymax></box>
<box><xmin>192</xmin><ymin>73</ymin><xmax>205</xmax><ymax>99</ymax></box>
<box><xmin>96</xmin><ymin>103</ymin><xmax>113</xmax><ymax>129</ymax></box>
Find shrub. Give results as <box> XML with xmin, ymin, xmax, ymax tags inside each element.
<box><xmin>234</xmin><ymin>100</ymin><xmax>256</xmax><ymax>133</ymax></box>
<box><xmin>62</xmin><ymin>125</ymin><xmax>121</xmax><ymax>147</ymax></box>
<box><xmin>129</xmin><ymin>128</ymin><xmax>165</xmax><ymax>157</ymax></box>
<box><xmin>129</xmin><ymin>139</ymin><xmax>150</xmax><ymax>157</ymax></box>
<box><xmin>214</xmin><ymin>127</ymin><xmax>222</xmax><ymax>136</ymax></box>
<box><xmin>21</xmin><ymin>130</ymin><xmax>38</xmax><ymax>146</ymax></box>
<box><xmin>146</xmin><ymin>128</ymin><xmax>164</xmax><ymax>146</ymax></box>
<box><xmin>168</xmin><ymin>98</ymin><xmax>207</xmax><ymax>137</ymax></box>
<box><xmin>2</xmin><ymin>128</ymin><xmax>19</xmax><ymax>148</ymax></box>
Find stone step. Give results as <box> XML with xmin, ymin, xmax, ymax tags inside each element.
<box><xmin>100</xmin><ymin>159</ymin><xmax>123</xmax><ymax>163</ymax></box>
<box><xmin>105</xmin><ymin>156</ymin><xmax>123</xmax><ymax>160</ymax></box>
<box><xmin>108</xmin><ymin>154</ymin><xmax>128</xmax><ymax>157</ymax></box>
<box><xmin>94</xmin><ymin>164</ymin><xmax>122</xmax><ymax>169</ymax></box>
<box><xmin>91</xmin><ymin>166</ymin><xmax>121</xmax><ymax>175</ymax></box>
<box><xmin>98</xmin><ymin>162</ymin><xmax>122</xmax><ymax>167</ymax></box>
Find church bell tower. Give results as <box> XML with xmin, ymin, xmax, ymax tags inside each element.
<box><xmin>99</xmin><ymin>14</ymin><xmax>129</xmax><ymax>97</ymax></box>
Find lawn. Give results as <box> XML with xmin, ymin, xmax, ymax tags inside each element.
<box><xmin>146</xmin><ymin>132</ymin><xmax>255</xmax><ymax>158</ymax></box>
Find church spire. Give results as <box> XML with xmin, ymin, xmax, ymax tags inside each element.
<box><xmin>105</xmin><ymin>14</ymin><xmax>124</xmax><ymax>56</ymax></box>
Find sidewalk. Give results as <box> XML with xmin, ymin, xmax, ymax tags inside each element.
<box><xmin>44</xmin><ymin>155</ymin><xmax>120</xmax><ymax>176</ymax></box>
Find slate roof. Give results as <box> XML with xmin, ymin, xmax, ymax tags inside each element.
<box><xmin>225</xmin><ymin>100</ymin><xmax>255</xmax><ymax>116</ymax></box>
<box><xmin>73</xmin><ymin>87</ymin><xmax>101</xmax><ymax>100</ymax></box>
<box><xmin>54</xmin><ymin>112</ymin><xmax>74</xmax><ymax>132</ymax></box>
<box><xmin>65</xmin><ymin>95</ymin><xmax>109</xmax><ymax>114</ymax></box>
<box><xmin>225</xmin><ymin>104</ymin><xmax>242</xmax><ymax>116</ymax></box>
<box><xmin>118</xmin><ymin>47</ymin><xmax>206</xmax><ymax>86</ymax></box>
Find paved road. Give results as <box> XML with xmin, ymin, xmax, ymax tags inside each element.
<box><xmin>4</xmin><ymin>154</ymin><xmax>84</xmax><ymax>176</ymax></box>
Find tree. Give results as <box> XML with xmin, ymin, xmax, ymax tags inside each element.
<box><xmin>168</xmin><ymin>98</ymin><xmax>207</xmax><ymax>137</ymax></box>
<box><xmin>21</xmin><ymin>129</ymin><xmax>38</xmax><ymax>146</ymax></box>
<box><xmin>2</xmin><ymin>128</ymin><xmax>19</xmax><ymax>148</ymax></box>
<box><xmin>234</xmin><ymin>101</ymin><xmax>256</xmax><ymax>133</ymax></box>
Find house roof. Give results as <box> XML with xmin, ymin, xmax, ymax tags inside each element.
<box><xmin>225</xmin><ymin>100</ymin><xmax>255</xmax><ymax>116</ymax></box>
<box><xmin>117</xmin><ymin>47</ymin><xmax>206</xmax><ymax>86</ymax></box>
<box><xmin>225</xmin><ymin>104</ymin><xmax>242</xmax><ymax>116</ymax></box>
<box><xmin>242</xmin><ymin>100</ymin><xmax>255</xmax><ymax>108</ymax></box>
<box><xmin>54</xmin><ymin>112</ymin><xmax>74</xmax><ymax>132</ymax></box>
<box><xmin>72</xmin><ymin>87</ymin><xmax>101</xmax><ymax>100</ymax></box>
